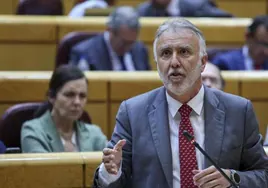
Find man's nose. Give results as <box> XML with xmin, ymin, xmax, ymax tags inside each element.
<box><xmin>170</xmin><ymin>53</ymin><xmax>181</xmax><ymax>67</ymax></box>
<box><xmin>73</xmin><ymin>96</ymin><xmax>81</xmax><ymax>105</ymax></box>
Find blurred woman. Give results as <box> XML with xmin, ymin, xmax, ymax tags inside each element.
<box><xmin>21</xmin><ymin>65</ymin><xmax>107</xmax><ymax>153</ymax></box>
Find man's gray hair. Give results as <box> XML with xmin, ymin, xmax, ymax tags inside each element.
<box><xmin>107</xmin><ymin>6</ymin><xmax>140</xmax><ymax>31</ymax></box>
<box><xmin>153</xmin><ymin>18</ymin><xmax>207</xmax><ymax>62</ymax></box>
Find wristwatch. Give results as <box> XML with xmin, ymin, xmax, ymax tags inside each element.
<box><xmin>230</xmin><ymin>169</ymin><xmax>240</xmax><ymax>187</ymax></box>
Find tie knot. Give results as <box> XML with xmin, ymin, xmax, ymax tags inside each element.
<box><xmin>178</xmin><ymin>104</ymin><xmax>192</xmax><ymax>117</ymax></box>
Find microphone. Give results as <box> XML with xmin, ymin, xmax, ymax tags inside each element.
<box><xmin>183</xmin><ymin>130</ymin><xmax>238</xmax><ymax>188</ymax></box>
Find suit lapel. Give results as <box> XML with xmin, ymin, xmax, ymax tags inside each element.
<box><xmin>76</xmin><ymin>122</ymin><xmax>90</xmax><ymax>151</ymax></box>
<box><xmin>130</xmin><ymin>48</ymin><xmax>139</xmax><ymax>70</ymax></box>
<box><xmin>99</xmin><ymin>34</ymin><xmax>113</xmax><ymax>70</ymax></box>
<box><xmin>41</xmin><ymin>111</ymin><xmax>64</xmax><ymax>152</ymax></box>
<box><xmin>148</xmin><ymin>87</ymin><xmax>173</xmax><ymax>188</ymax></box>
<box><xmin>204</xmin><ymin>87</ymin><xmax>225</xmax><ymax>168</ymax></box>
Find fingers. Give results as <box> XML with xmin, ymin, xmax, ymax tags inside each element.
<box><xmin>193</xmin><ymin>166</ymin><xmax>217</xmax><ymax>182</ymax></box>
<box><xmin>102</xmin><ymin>139</ymin><xmax>126</xmax><ymax>175</ymax></box>
<box><xmin>102</xmin><ymin>152</ymin><xmax>115</xmax><ymax>163</ymax></box>
<box><xmin>103</xmin><ymin>148</ymin><xmax>114</xmax><ymax>155</ymax></box>
<box><xmin>104</xmin><ymin>161</ymin><xmax>118</xmax><ymax>175</ymax></box>
<box><xmin>195</xmin><ymin>171</ymin><xmax>221</xmax><ymax>187</ymax></box>
<box><xmin>113</xmin><ymin>139</ymin><xmax>126</xmax><ymax>151</ymax></box>
<box><xmin>193</xmin><ymin>166</ymin><xmax>231</xmax><ymax>188</ymax></box>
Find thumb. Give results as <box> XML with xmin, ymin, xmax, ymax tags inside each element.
<box><xmin>113</xmin><ymin>139</ymin><xmax>126</xmax><ymax>151</ymax></box>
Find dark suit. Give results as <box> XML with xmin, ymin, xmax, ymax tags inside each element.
<box><xmin>70</xmin><ymin>34</ymin><xmax>151</xmax><ymax>71</ymax></box>
<box><xmin>0</xmin><ymin>140</ymin><xmax>6</xmax><ymax>154</ymax></box>
<box><xmin>94</xmin><ymin>86</ymin><xmax>268</xmax><ymax>187</ymax></box>
<box><xmin>212</xmin><ymin>48</ymin><xmax>268</xmax><ymax>70</ymax></box>
<box><xmin>137</xmin><ymin>0</ymin><xmax>232</xmax><ymax>17</ymax></box>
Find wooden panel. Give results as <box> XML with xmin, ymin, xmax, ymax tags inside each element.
<box><xmin>0</xmin><ymin>165</ymin><xmax>82</xmax><ymax>188</ymax></box>
<box><xmin>115</xmin><ymin>1</ymin><xmax>139</xmax><ymax>7</ymax></box>
<box><xmin>242</xmin><ymin>81</ymin><xmax>268</xmax><ymax>99</ymax></box>
<box><xmin>252</xmin><ymin>102</ymin><xmax>268</xmax><ymax>138</ymax></box>
<box><xmin>58</xmin><ymin>18</ymin><xmax>107</xmax><ymax>40</ymax></box>
<box><xmin>63</xmin><ymin>0</ymin><xmax>77</xmax><ymax>15</ymax></box>
<box><xmin>240</xmin><ymin>71</ymin><xmax>268</xmax><ymax>99</ymax></box>
<box><xmin>0</xmin><ymin>79</ymin><xmax>49</xmax><ymax>101</ymax></box>
<box><xmin>0</xmin><ymin>1</ymin><xmax>13</xmax><ymax>14</ymax></box>
<box><xmin>83</xmin><ymin>152</ymin><xmax>102</xmax><ymax>188</ymax></box>
<box><xmin>0</xmin><ymin>153</ymin><xmax>84</xmax><ymax>188</ymax></box>
<box><xmin>12</xmin><ymin>0</ymin><xmax>19</xmax><ymax>14</ymax></box>
<box><xmin>0</xmin><ymin>44</ymin><xmax>56</xmax><ymax>70</ymax></box>
<box><xmin>0</xmin><ymin>72</ymin><xmax>107</xmax><ymax>101</ymax></box>
<box><xmin>110</xmin><ymin>80</ymin><xmax>162</xmax><ymax>101</ymax></box>
<box><xmin>222</xmin><ymin>71</ymin><xmax>240</xmax><ymax>95</ymax></box>
<box><xmin>109</xmin><ymin>72</ymin><xmax>161</xmax><ymax>101</ymax></box>
<box><xmin>110</xmin><ymin>102</ymin><xmax>121</xmax><ymax>138</ymax></box>
<box><xmin>57</xmin><ymin>17</ymin><xmax>250</xmax><ymax>45</ymax></box>
<box><xmin>84</xmin><ymin>76</ymin><xmax>108</xmax><ymax>101</ymax></box>
<box><xmin>215</xmin><ymin>0</ymin><xmax>266</xmax><ymax>17</ymax></box>
<box><xmin>85</xmin><ymin>103</ymin><xmax>108</xmax><ymax>137</ymax></box>
<box><xmin>0</xmin><ymin>17</ymin><xmax>57</xmax><ymax>42</ymax></box>
<box><xmin>223</xmin><ymin>80</ymin><xmax>239</xmax><ymax>95</ymax></box>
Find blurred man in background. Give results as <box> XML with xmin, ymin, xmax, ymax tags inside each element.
<box><xmin>202</xmin><ymin>62</ymin><xmax>225</xmax><ymax>90</ymax></box>
<box><xmin>70</xmin><ymin>6</ymin><xmax>150</xmax><ymax>71</ymax></box>
<box><xmin>213</xmin><ymin>15</ymin><xmax>268</xmax><ymax>70</ymax></box>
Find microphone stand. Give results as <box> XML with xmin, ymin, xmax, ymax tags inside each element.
<box><xmin>183</xmin><ymin>130</ymin><xmax>238</xmax><ymax>188</ymax></box>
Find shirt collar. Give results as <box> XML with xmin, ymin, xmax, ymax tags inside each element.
<box><xmin>166</xmin><ymin>85</ymin><xmax>204</xmax><ymax>118</ymax></box>
<box><xmin>242</xmin><ymin>45</ymin><xmax>254</xmax><ymax>70</ymax></box>
<box><xmin>103</xmin><ymin>31</ymin><xmax>115</xmax><ymax>55</ymax></box>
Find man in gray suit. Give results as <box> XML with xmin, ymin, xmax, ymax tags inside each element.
<box><xmin>93</xmin><ymin>18</ymin><xmax>268</xmax><ymax>187</ymax></box>
<box><xmin>70</xmin><ymin>6</ymin><xmax>150</xmax><ymax>71</ymax></box>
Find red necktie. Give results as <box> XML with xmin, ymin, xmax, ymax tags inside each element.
<box><xmin>179</xmin><ymin>104</ymin><xmax>198</xmax><ymax>188</ymax></box>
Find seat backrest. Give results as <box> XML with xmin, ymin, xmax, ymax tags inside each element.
<box><xmin>0</xmin><ymin>102</ymin><xmax>92</xmax><ymax>149</ymax></box>
<box><xmin>55</xmin><ymin>31</ymin><xmax>97</xmax><ymax>68</ymax></box>
<box><xmin>16</xmin><ymin>0</ymin><xmax>63</xmax><ymax>15</ymax></box>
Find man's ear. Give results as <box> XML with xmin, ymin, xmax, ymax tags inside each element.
<box><xmin>200</xmin><ymin>54</ymin><xmax>208</xmax><ymax>72</ymax></box>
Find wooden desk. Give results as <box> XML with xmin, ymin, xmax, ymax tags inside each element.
<box><xmin>0</xmin><ymin>16</ymin><xmax>251</xmax><ymax>70</ymax></box>
<box><xmin>0</xmin><ymin>152</ymin><xmax>102</xmax><ymax>188</ymax></box>
<box><xmin>0</xmin><ymin>152</ymin><xmax>84</xmax><ymax>188</ymax></box>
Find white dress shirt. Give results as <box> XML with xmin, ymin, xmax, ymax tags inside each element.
<box><xmin>99</xmin><ymin>86</ymin><xmax>205</xmax><ymax>187</ymax></box>
<box><xmin>68</xmin><ymin>0</ymin><xmax>108</xmax><ymax>18</ymax></box>
<box><xmin>242</xmin><ymin>45</ymin><xmax>254</xmax><ymax>70</ymax></box>
<box><xmin>60</xmin><ymin>131</ymin><xmax>79</xmax><ymax>152</ymax></box>
<box><xmin>167</xmin><ymin>0</ymin><xmax>180</xmax><ymax>16</ymax></box>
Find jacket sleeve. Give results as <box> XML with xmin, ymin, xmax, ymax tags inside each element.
<box><xmin>237</xmin><ymin>100</ymin><xmax>268</xmax><ymax>187</ymax></box>
<box><xmin>93</xmin><ymin>101</ymin><xmax>132</xmax><ymax>188</ymax></box>
<box><xmin>21</xmin><ymin>122</ymin><xmax>50</xmax><ymax>153</ymax></box>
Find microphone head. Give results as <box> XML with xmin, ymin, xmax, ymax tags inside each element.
<box><xmin>182</xmin><ymin>130</ymin><xmax>194</xmax><ymax>142</ymax></box>
<box><xmin>0</xmin><ymin>140</ymin><xmax>6</xmax><ymax>154</ymax></box>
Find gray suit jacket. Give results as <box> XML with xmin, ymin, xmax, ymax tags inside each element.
<box><xmin>21</xmin><ymin>110</ymin><xmax>107</xmax><ymax>153</ymax></box>
<box><xmin>94</xmin><ymin>86</ymin><xmax>268</xmax><ymax>187</ymax></box>
<box><xmin>70</xmin><ymin>34</ymin><xmax>151</xmax><ymax>71</ymax></box>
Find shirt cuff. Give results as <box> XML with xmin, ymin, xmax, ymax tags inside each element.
<box><xmin>98</xmin><ymin>162</ymin><xmax>122</xmax><ymax>186</ymax></box>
